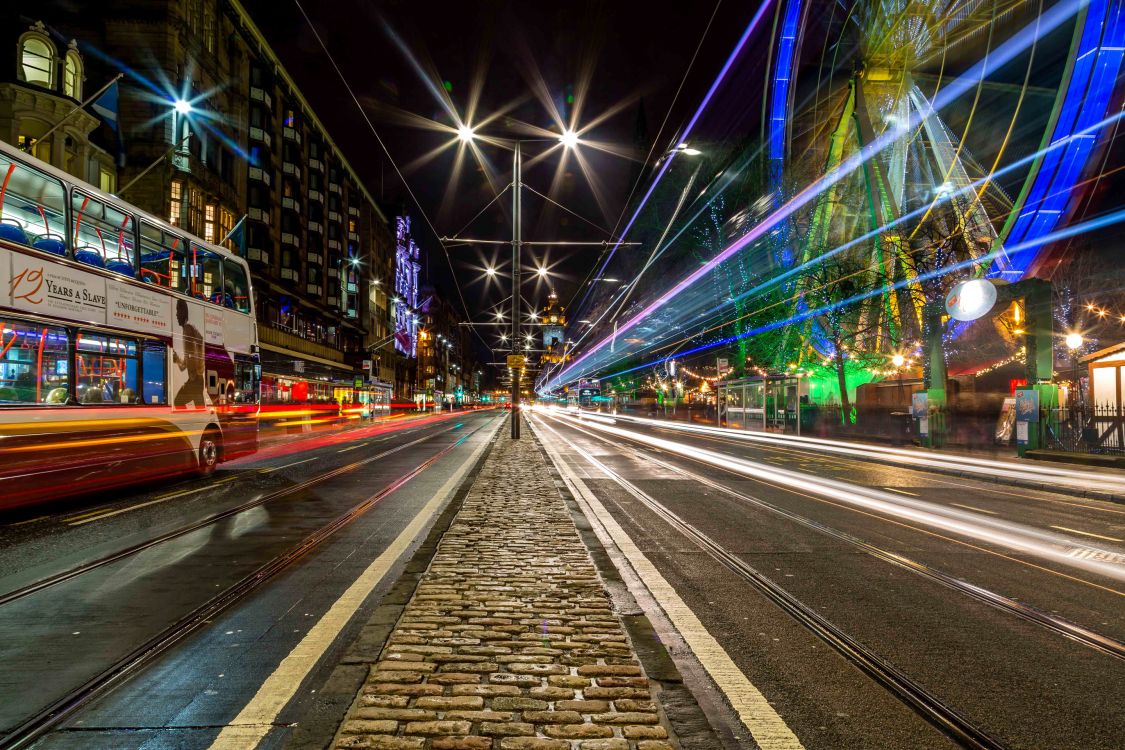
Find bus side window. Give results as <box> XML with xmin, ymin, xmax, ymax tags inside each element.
<box><xmin>142</xmin><ymin>340</ymin><xmax>166</xmax><ymax>404</ymax></box>
<box><xmin>223</xmin><ymin>258</ymin><xmax>251</xmax><ymax>312</ymax></box>
<box><xmin>0</xmin><ymin>154</ymin><xmax>67</xmax><ymax>255</ymax></box>
<box><xmin>190</xmin><ymin>243</ymin><xmax>224</xmax><ymax>304</ymax></box>
<box><xmin>140</xmin><ymin>222</ymin><xmax>188</xmax><ymax>293</ymax></box>
<box><xmin>76</xmin><ymin>331</ymin><xmax>138</xmax><ymax>403</ymax></box>
<box><xmin>0</xmin><ymin>320</ymin><xmax>69</xmax><ymax>404</ymax></box>
<box><xmin>233</xmin><ymin>355</ymin><xmax>260</xmax><ymax>404</ymax></box>
<box><xmin>72</xmin><ymin>191</ymin><xmax>136</xmax><ymax>274</ymax></box>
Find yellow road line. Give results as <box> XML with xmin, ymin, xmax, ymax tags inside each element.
<box><xmin>1050</xmin><ymin>525</ymin><xmax>1124</xmax><ymax>543</ymax></box>
<box><xmin>950</xmin><ymin>503</ymin><xmax>998</xmax><ymax>515</ymax></box>
<box><xmin>7</xmin><ymin>515</ymin><xmax>49</xmax><ymax>527</ymax></box>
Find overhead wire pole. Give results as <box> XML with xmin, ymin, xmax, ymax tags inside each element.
<box><xmin>511</xmin><ymin>141</ymin><xmax>522</xmax><ymax>438</ymax></box>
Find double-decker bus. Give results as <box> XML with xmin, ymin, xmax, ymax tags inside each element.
<box><xmin>0</xmin><ymin>141</ymin><xmax>259</xmax><ymax>510</ymax></box>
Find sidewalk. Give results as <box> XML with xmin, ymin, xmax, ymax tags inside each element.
<box><xmin>327</xmin><ymin>425</ymin><xmax>678</xmax><ymax>750</ymax></box>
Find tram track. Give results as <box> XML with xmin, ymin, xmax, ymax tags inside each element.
<box><xmin>0</xmin><ymin>420</ymin><xmax>461</xmax><ymax>608</ymax></box>
<box><xmin>0</xmin><ymin>414</ymin><xmax>499</xmax><ymax>750</ymax></box>
<box><xmin>550</xmin><ymin>414</ymin><xmax>1125</xmax><ymax>662</ymax></box>
<box><xmin>534</xmin><ymin>412</ymin><xmax>1117</xmax><ymax>750</ymax></box>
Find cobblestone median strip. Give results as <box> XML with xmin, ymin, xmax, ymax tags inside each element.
<box><xmin>332</xmin><ymin>428</ymin><xmax>677</xmax><ymax>750</ymax></box>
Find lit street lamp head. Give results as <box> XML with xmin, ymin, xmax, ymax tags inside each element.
<box><xmin>457</xmin><ymin>124</ymin><xmax>475</xmax><ymax>143</ymax></box>
<box><xmin>560</xmin><ymin>129</ymin><xmax>580</xmax><ymax>149</ymax></box>
<box><xmin>1065</xmin><ymin>332</ymin><xmax>1084</xmax><ymax>350</ymax></box>
<box><xmin>173</xmin><ymin>99</ymin><xmax>193</xmax><ymax>115</ymax></box>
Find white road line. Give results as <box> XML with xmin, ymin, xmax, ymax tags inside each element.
<box><xmin>68</xmin><ymin>476</ymin><xmax>241</xmax><ymax>526</ymax></box>
<box><xmin>531</xmin><ymin>416</ymin><xmax>805</xmax><ymax>750</ymax></box>
<box><xmin>206</xmin><ymin>419</ymin><xmax>499</xmax><ymax>750</ymax></box>
<box><xmin>259</xmin><ymin>457</ymin><xmax>317</xmax><ymax>474</ymax></box>
<box><xmin>1050</xmin><ymin>525</ymin><xmax>1124</xmax><ymax>543</ymax></box>
<box><xmin>882</xmin><ymin>486</ymin><xmax>919</xmax><ymax>497</ymax></box>
<box><xmin>337</xmin><ymin>443</ymin><xmax>365</xmax><ymax>453</ymax></box>
<box><xmin>950</xmin><ymin>502</ymin><xmax>998</xmax><ymax>515</ymax></box>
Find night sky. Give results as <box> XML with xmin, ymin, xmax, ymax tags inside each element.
<box><xmin>243</xmin><ymin>0</ymin><xmax>758</xmax><ymax>353</ymax></box>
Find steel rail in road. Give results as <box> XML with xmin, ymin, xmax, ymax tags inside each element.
<box><xmin>536</xmin><ymin>412</ymin><xmax>1012</xmax><ymax>750</ymax></box>
<box><xmin>551</xmin><ymin>414</ymin><xmax>1125</xmax><ymax>662</ymax></box>
<box><xmin>0</xmin><ymin>413</ymin><xmax>500</xmax><ymax>750</ymax></box>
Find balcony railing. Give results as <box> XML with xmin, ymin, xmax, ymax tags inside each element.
<box><xmin>280</xmin><ymin>268</ymin><xmax>298</xmax><ymax>281</ymax></box>
<box><xmin>248</xmin><ymin>207</ymin><xmax>269</xmax><ymax>222</ymax></box>
<box><xmin>307</xmin><ymin>252</ymin><xmax>324</xmax><ymax>265</ymax></box>
<box><xmin>250</xmin><ymin>87</ymin><xmax>272</xmax><ymax>106</ymax></box>
<box><xmin>283</xmin><ymin>126</ymin><xmax>302</xmax><ymax>144</ymax></box>
<box><xmin>308</xmin><ymin>189</ymin><xmax>323</xmax><ymax>203</ymax></box>
<box><xmin>307</xmin><ymin>221</ymin><xmax>323</xmax><ymax>234</ymax></box>
<box><xmin>283</xmin><ymin>162</ymin><xmax>300</xmax><ymax>177</ymax></box>
<box><xmin>282</xmin><ymin>197</ymin><xmax>300</xmax><ymax>212</ymax></box>
<box><xmin>249</xmin><ymin>127</ymin><xmax>272</xmax><ymax>146</ymax></box>
<box><xmin>348</xmin><ymin>205</ymin><xmax>360</xmax><ymax>217</ymax></box>
<box><xmin>259</xmin><ymin>324</ymin><xmax>345</xmax><ymax>364</ymax></box>
<box><xmin>308</xmin><ymin>158</ymin><xmax>323</xmax><ymax>172</ymax></box>
<box><xmin>306</xmin><ymin>284</ymin><xmax>323</xmax><ymax>296</ymax></box>
<box><xmin>281</xmin><ymin>232</ymin><xmax>299</xmax><ymax>246</ymax></box>
<box><xmin>249</xmin><ymin>167</ymin><xmax>271</xmax><ymax>186</ymax></box>
<box><xmin>247</xmin><ymin>246</ymin><xmax>268</xmax><ymax>263</ymax></box>
<box><xmin>328</xmin><ymin>211</ymin><xmax>342</xmax><ymax>223</ymax></box>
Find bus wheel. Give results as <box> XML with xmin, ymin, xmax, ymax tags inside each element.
<box><xmin>198</xmin><ymin>429</ymin><xmax>222</xmax><ymax>476</ymax></box>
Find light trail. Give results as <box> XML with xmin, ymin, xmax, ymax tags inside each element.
<box><xmin>542</xmin><ymin>409</ymin><xmax>1125</xmax><ymax>582</ymax></box>
<box><xmin>586</xmin><ymin>206</ymin><xmax>1125</xmax><ymax>381</ymax></box>
<box><xmin>578</xmin><ymin>411</ymin><xmax>1125</xmax><ymax>497</ymax></box>
<box><xmin>550</xmin><ymin>0</ymin><xmax>1088</xmax><ymax>390</ymax></box>
<box><xmin>572</xmin><ymin>0</ymin><xmax>778</xmax><ymax>317</ymax></box>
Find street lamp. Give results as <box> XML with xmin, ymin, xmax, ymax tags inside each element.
<box><xmin>457</xmin><ymin>127</ymin><xmax>580</xmax><ymax>438</ymax></box>
<box><xmin>1066</xmin><ymin>332</ymin><xmax>1084</xmax><ymax>406</ymax></box>
<box><xmin>173</xmin><ymin>99</ymin><xmax>193</xmax><ymax>116</ymax></box>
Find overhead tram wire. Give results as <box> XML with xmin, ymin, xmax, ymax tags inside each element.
<box><xmin>566</xmin><ymin>0</ymin><xmax>724</xmax><ymax>319</ymax></box>
<box><xmin>520</xmin><ymin>184</ymin><xmax>626</xmax><ymax>241</ymax></box>
<box><xmin>292</xmin><ymin>0</ymin><xmax>492</xmax><ymax>351</ymax></box>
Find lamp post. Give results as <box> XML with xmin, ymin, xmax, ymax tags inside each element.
<box><xmin>511</xmin><ymin>140</ymin><xmax>522</xmax><ymax>438</ymax></box>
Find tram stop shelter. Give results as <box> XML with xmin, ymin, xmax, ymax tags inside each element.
<box><xmin>717</xmin><ymin>374</ymin><xmax>809</xmax><ymax>434</ymax></box>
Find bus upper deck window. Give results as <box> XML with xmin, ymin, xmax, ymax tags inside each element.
<box><xmin>140</xmin><ymin>221</ymin><xmax>188</xmax><ymax>293</ymax></box>
<box><xmin>190</xmin><ymin>243</ymin><xmax>223</xmax><ymax>304</ymax></box>
<box><xmin>0</xmin><ymin>155</ymin><xmax>67</xmax><ymax>255</ymax></box>
<box><xmin>72</xmin><ymin>190</ymin><xmax>136</xmax><ymax>274</ymax></box>
<box><xmin>0</xmin><ymin>320</ymin><xmax>70</xmax><ymax>405</ymax></box>
<box><xmin>223</xmin><ymin>259</ymin><xmax>251</xmax><ymax>313</ymax></box>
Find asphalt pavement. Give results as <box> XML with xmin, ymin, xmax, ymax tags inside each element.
<box><xmin>531</xmin><ymin>409</ymin><xmax>1125</xmax><ymax>750</ymax></box>
<box><xmin>0</xmin><ymin>408</ymin><xmax>503</xmax><ymax>749</ymax></box>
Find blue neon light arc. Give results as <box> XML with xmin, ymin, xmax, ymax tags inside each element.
<box><xmin>991</xmin><ymin>0</ymin><xmax>1125</xmax><ymax>278</ymax></box>
<box><xmin>769</xmin><ymin>0</ymin><xmax>803</xmax><ymax>164</ymax></box>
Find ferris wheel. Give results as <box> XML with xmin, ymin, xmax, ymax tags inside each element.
<box><xmin>762</xmin><ymin>0</ymin><xmax>1124</xmax><ymax>354</ymax></box>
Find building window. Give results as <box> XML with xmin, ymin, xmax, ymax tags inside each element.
<box><xmin>63</xmin><ymin>50</ymin><xmax>82</xmax><ymax>99</ymax></box>
<box><xmin>19</xmin><ymin>34</ymin><xmax>55</xmax><ymax>88</ymax></box>
<box><xmin>99</xmin><ymin>167</ymin><xmax>115</xmax><ymax>194</ymax></box>
<box><xmin>219</xmin><ymin>208</ymin><xmax>234</xmax><ymax>250</ymax></box>
<box><xmin>284</xmin><ymin>109</ymin><xmax>296</xmax><ymax>128</ymax></box>
<box><xmin>204</xmin><ymin>204</ymin><xmax>216</xmax><ymax>242</ymax></box>
<box><xmin>169</xmin><ymin>180</ymin><xmax>184</xmax><ymax>225</ymax></box>
<box><xmin>202</xmin><ymin>3</ymin><xmax>216</xmax><ymax>53</ymax></box>
<box><xmin>188</xmin><ymin>187</ymin><xmax>204</xmax><ymax>236</ymax></box>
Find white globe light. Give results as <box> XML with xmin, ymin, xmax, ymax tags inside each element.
<box><xmin>892</xmin><ymin>354</ymin><xmax>906</xmax><ymax>367</ymax></box>
<box><xmin>173</xmin><ymin>99</ymin><xmax>193</xmax><ymax>115</ymax></box>
<box><xmin>457</xmin><ymin>124</ymin><xmax>475</xmax><ymax>143</ymax></box>
<box><xmin>485</xmin><ymin>266</ymin><xmax>496</xmax><ymax>277</ymax></box>
<box><xmin>1065</xmin><ymin>332</ymin><xmax>1084</xmax><ymax>350</ymax></box>
<box><xmin>560</xmin><ymin>129</ymin><xmax>579</xmax><ymax>149</ymax></box>
<box><xmin>945</xmin><ymin>278</ymin><xmax>997</xmax><ymax>322</ymax></box>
